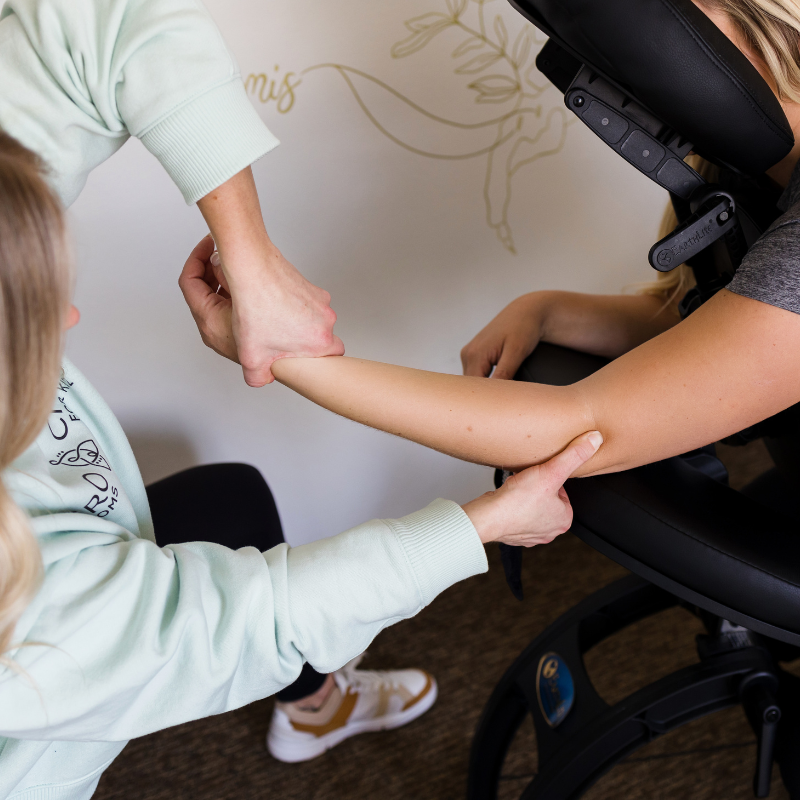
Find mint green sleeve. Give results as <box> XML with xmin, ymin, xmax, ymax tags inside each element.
<box><xmin>0</xmin><ymin>500</ymin><xmax>487</xmax><ymax>742</ymax></box>
<box><xmin>0</xmin><ymin>0</ymin><xmax>278</xmax><ymax>206</ymax></box>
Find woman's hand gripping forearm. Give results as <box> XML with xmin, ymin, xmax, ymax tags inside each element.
<box><xmin>182</xmin><ymin>168</ymin><xmax>344</xmax><ymax>387</ymax></box>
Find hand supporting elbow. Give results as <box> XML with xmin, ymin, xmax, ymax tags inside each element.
<box><xmin>462</xmin><ymin>430</ymin><xmax>603</xmax><ymax>546</ymax></box>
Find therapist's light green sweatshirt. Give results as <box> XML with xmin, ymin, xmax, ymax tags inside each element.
<box><xmin>0</xmin><ymin>0</ymin><xmax>279</xmax><ymax>206</ymax></box>
<box><xmin>0</xmin><ymin>362</ymin><xmax>486</xmax><ymax>800</ymax></box>
<box><xmin>0</xmin><ymin>1</ymin><xmax>490</xmax><ymax>798</ymax></box>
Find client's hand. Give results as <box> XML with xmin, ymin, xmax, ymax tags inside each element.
<box><xmin>461</xmin><ymin>293</ymin><xmax>548</xmax><ymax>379</ymax></box>
<box><xmin>462</xmin><ymin>431</ymin><xmax>603</xmax><ymax>547</ymax></box>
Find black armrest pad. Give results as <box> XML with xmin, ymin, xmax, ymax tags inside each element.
<box><xmin>568</xmin><ymin>461</ymin><xmax>800</xmax><ymax>636</ymax></box>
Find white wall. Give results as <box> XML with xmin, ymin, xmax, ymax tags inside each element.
<box><xmin>65</xmin><ymin>0</ymin><xmax>668</xmax><ymax>545</ymax></box>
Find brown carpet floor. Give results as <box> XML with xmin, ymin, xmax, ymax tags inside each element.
<box><xmin>94</xmin><ymin>441</ymin><xmax>795</xmax><ymax>800</ymax></box>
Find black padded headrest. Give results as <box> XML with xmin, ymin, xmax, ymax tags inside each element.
<box><xmin>510</xmin><ymin>0</ymin><xmax>794</xmax><ymax>175</ymax></box>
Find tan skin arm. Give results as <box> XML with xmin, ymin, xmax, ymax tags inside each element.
<box><xmin>461</xmin><ymin>291</ymin><xmax>681</xmax><ymax>379</ymax></box>
<box><xmin>272</xmin><ymin>289</ymin><xmax>800</xmax><ymax>475</ymax></box>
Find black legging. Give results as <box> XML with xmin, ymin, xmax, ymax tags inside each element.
<box><xmin>146</xmin><ymin>463</ymin><xmax>327</xmax><ymax>702</ymax></box>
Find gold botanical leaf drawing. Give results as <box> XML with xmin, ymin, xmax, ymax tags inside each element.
<box><xmin>512</xmin><ymin>28</ymin><xmax>532</xmax><ymax>68</ymax></box>
<box><xmin>493</xmin><ymin>15</ymin><xmax>508</xmax><ymax>50</ymax></box>
<box><xmin>452</xmin><ymin>36</ymin><xmax>485</xmax><ymax>58</ymax></box>
<box><xmin>455</xmin><ymin>51</ymin><xmax>504</xmax><ymax>74</ymax></box>
<box><xmin>405</xmin><ymin>12</ymin><xmax>451</xmax><ymax>32</ymax></box>
<box><xmin>391</xmin><ymin>13</ymin><xmax>453</xmax><ymax>58</ymax></box>
<box><xmin>247</xmin><ymin>0</ymin><xmax>571</xmax><ymax>254</ymax></box>
<box><xmin>446</xmin><ymin>0</ymin><xmax>469</xmax><ymax>17</ymax></box>
<box><xmin>469</xmin><ymin>75</ymin><xmax>520</xmax><ymax>103</ymax></box>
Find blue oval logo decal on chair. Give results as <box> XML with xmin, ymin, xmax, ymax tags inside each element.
<box><xmin>536</xmin><ymin>652</ymin><xmax>575</xmax><ymax>728</ymax></box>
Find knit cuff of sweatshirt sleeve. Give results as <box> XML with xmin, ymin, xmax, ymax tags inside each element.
<box><xmin>388</xmin><ymin>499</ymin><xmax>488</xmax><ymax>607</ymax></box>
<box><xmin>139</xmin><ymin>78</ymin><xmax>279</xmax><ymax>205</ymax></box>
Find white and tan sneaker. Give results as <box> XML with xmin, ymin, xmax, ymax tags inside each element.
<box><xmin>266</xmin><ymin>654</ymin><xmax>438</xmax><ymax>763</ymax></box>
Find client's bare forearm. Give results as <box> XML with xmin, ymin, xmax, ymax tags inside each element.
<box><xmin>272</xmin><ymin>356</ymin><xmax>597</xmax><ymax>472</ymax></box>
<box><xmin>540</xmin><ymin>291</ymin><xmax>680</xmax><ymax>358</ymax></box>
<box><xmin>274</xmin><ymin>292</ymin><xmax>800</xmax><ymax>478</ymax></box>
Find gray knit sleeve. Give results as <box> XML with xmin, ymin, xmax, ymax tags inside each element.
<box><xmin>727</xmin><ymin>212</ymin><xmax>800</xmax><ymax>316</ymax></box>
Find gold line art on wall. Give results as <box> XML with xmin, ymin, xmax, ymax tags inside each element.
<box><xmin>246</xmin><ymin>0</ymin><xmax>572</xmax><ymax>254</ymax></box>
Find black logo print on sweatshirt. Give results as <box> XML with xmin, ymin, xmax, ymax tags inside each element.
<box><xmin>44</xmin><ymin>371</ymin><xmax>131</xmax><ymax>523</ymax></box>
<box><xmin>82</xmin><ymin>472</ymin><xmax>119</xmax><ymax>517</ymax></box>
<box><xmin>47</xmin><ymin>382</ymin><xmax>81</xmax><ymax>441</ymax></box>
<box><xmin>49</xmin><ymin>439</ymin><xmax>111</xmax><ymax>470</ymax></box>
<box><xmin>48</xmin><ymin>405</ymin><xmax>81</xmax><ymax>441</ymax></box>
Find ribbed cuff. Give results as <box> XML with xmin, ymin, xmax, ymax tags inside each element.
<box><xmin>388</xmin><ymin>499</ymin><xmax>488</xmax><ymax>607</ymax></box>
<box><xmin>139</xmin><ymin>79</ymin><xmax>280</xmax><ymax>205</ymax></box>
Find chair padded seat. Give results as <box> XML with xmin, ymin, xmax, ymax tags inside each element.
<box><xmin>519</xmin><ymin>344</ymin><xmax>800</xmax><ymax>643</ymax></box>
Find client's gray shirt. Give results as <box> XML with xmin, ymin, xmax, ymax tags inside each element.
<box><xmin>728</xmin><ymin>162</ymin><xmax>800</xmax><ymax>313</ymax></box>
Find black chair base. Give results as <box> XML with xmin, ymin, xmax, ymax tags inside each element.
<box><xmin>467</xmin><ymin>574</ymin><xmax>783</xmax><ymax>800</ymax></box>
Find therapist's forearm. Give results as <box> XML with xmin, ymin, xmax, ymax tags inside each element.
<box><xmin>196</xmin><ymin>167</ymin><xmax>274</xmax><ymax>288</ymax></box>
<box><xmin>272</xmin><ymin>291</ymin><xmax>800</xmax><ymax>475</ymax></box>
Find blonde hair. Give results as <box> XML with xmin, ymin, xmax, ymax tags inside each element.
<box><xmin>700</xmin><ymin>0</ymin><xmax>800</xmax><ymax>103</ymax></box>
<box><xmin>0</xmin><ymin>133</ymin><xmax>71</xmax><ymax>666</ymax></box>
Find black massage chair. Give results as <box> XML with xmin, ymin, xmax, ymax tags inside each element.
<box><xmin>467</xmin><ymin>2</ymin><xmax>800</xmax><ymax>798</ymax></box>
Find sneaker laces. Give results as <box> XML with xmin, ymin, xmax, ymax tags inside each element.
<box><xmin>336</xmin><ymin>652</ymin><xmax>401</xmax><ymax>694</ymax></box>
